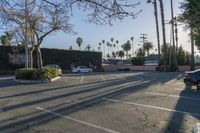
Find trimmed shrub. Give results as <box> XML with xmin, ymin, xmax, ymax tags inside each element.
<box><xmin>15</xmin><ymin>67</ymin><xmax>59</xmax><ymax>80</ymax></box>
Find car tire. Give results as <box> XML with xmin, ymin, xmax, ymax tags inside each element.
<box><xmin>77</xmin><ymin>70</ymin><xmax>81</xmax><ymax>73</ymax></box>
<box><xmin>89</xmin><ymin>70</ymin><xmax>92</xmax><ymax>72</ymax></box>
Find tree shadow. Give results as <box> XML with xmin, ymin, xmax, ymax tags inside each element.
<box><xmin>164</xmin><ymin>86</ymin><xmax>200</xmax><ymax>133</ymax></box>
<box><xmin>0</xmin><ymin>72</ymin><xmax>176</xmax><ymax>133</ymax></box>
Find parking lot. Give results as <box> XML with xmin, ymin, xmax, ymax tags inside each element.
<box><xmin>0</xmin><ymin>71</ymin><xmax>200</xmax><ymax>133</ymax></box>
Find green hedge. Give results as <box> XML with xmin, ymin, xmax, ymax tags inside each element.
<box><xmin>0</xmin><ymin>46</ymin><xmax>102</xmax><ymax>71</ymax></box>
<box><xmin>15</xmin><ymin>67</ymin><xmax>59</xmax><ymax>80</ymax></box>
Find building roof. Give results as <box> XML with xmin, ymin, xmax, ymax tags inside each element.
<box><xmin>145</xmin><ymin>54</ymin><xmax>159</xmax><ymax>61</ymax></box>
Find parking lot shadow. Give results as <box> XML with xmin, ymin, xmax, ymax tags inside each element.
<box><xmin>164</xmin><ymin>88</ymin><xmax>200</xmax><ymax>133</ymax></box>
<box><xmin>0</xmin><ymin>72</ymin><xmax>178</xmax><ymax>133</ymax></box>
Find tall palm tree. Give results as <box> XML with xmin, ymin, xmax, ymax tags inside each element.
<box><xmin>159</xmin><ymin>0</ymin><xmax>167</xmax><ymax>70</ymax></box>
<box><xmin>113</xmin><ymin>43</ymin><xmax>116</xmax><ymax>53</ymax></box>
<box><xmin>143</xmin><ymin>42</ymin><xmax>154</xmax><ymax>56</ymax></box>
<box><xmin>86</xmin><ymin>44</ymin><xmax>91</xmax><ymax>51</ymax></box>
<box><xmin>147</xmin><ymin>0</ymin><xmax>161</xmax><ymax>68</ymax></box>
<box><xmin>116</xmin><ymin>40</ymin><xmax>119</xmax><ymax>51</ymax></box>
<box><xmin>121</xmin><ymin>41</ymin><xmax>131</xmax><ymax>59</ymax></box>
<box><xmin>110</xmin><ymin>43</ymin><xmax>112</xmax><ymax>54</ymax></box>
<box><xmin>102</xmin><ymin>40</ymin><xmax>106</xmax><ymax>57</ymax></box>
<box><xmin>106</xmin><ymin>42</ymin><xmax>110</xmax><ymax>58</ymax></box>
<box><xmin>98</xmin><ymin>42</ymin><xmax>101</xmax><ymax>51</ymax></box>
<box><xmin>76</xmin><ymin>37</ymin><xmax>83</xmax><ymax>50</ymax></box>
<box><xmin>130</xmin><ymin>36</ymin><xmax>134</xmax><ymax>56</ymax></box>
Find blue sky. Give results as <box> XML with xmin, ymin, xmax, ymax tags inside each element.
<box><xmin>42</xmin><ymin>0</ymin><xmax>193</xmax><ymax>54</ymax></box>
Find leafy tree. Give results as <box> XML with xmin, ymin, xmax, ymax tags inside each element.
<box><xmin>177</xmin><ymin>46</ymin><xmax>186</xmax><ymax>65</ymax></box>
<box><xmin>131</xmin><ymin>48</ymin><xmax>144</xmax><ymax>65</ymax></box>
<box><xmin>121</xmin><ymin>40</ymin><xmax>131</xmax><ymax>59</ymax></box>
<box><xmin>76</xmin><ymin>37</ymin><xmax>83</xmax><ymax>50</ymax></box>
<box><xmin>1</xmin><ymin>32</ymin><xmax>11</xmax><ymax>46</ymax></box>
<box><xmin>0</xmin><ymin>0</ymin><xmax>141</xmax><ymax>68</ymax></box>
<box><xmin>180</xmin><ymin>0</ymin><xmax>200</xmax><ymax>70</ymax></box>
<box><xmin>143</xmin><ymin>42</ymin><xmax>154</xmax><ymax>56</ymax></box>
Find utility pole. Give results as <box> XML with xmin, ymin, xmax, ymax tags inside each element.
<box><xmin>175</xmin><ymin>18</ymin><xmax>178</xmax><ymax>66</ymax></box>
<box><xmin>159</xmin><ymin>0</ymin><xmax>167</xmax><ymax>71</ymax></box>
<box><xmin>140</xmin><ymin>33</ymin><xmax>147</xmax><ymax>49</ymax></box>
<box><xmin>170</xmin><ymin>0</ymin><xmax>177</xmax><ymax>71</ymax></box>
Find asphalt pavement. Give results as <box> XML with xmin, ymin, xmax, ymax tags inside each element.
<box><xmin>0</xmin><ymin>71</ymin><xmax>200</xmax><ymax>133</ymax></box>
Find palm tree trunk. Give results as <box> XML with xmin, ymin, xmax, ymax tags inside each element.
<box><xmin>190</xmin><ymin>28</ymin><xmax>195</xmax><ymax>70</ymax></box>
<box><xmin>159</xmin><ymin>0</ymin><xmax>167</xmax><ymax>71</ymax></box>
<box><xmin>153</xmin><ymin>0</ymin><xmax>161</xmax><ymax>68</ymax></box>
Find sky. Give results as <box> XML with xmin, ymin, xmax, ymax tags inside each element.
<box><xmin>38</xmin><ymin>0</ymin><xmax>193</xmax><ymax>54</ymax></box>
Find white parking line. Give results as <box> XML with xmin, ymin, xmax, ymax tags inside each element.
<box><xmin>36</xmin><ymin>106</ymin><xmax>120</xmax><ymax>133</ymax></box>
<box><xmin>114</xmin><ymin>75</ymin><xmax>126</xmax><ymax>80</ymax></box>
<box><xmin>145</xmin><ymin>92</ymin><xmax>200</xmax><ymax>101</ymax></box>
<box><xmin>175</xmin><ymin>88</ymin><xmax>184</xmax><ymax>91</ymax></box>
<box><xmin>80</xmin><ymin>76</ymin><xmax>84</xmax><ymax>83</ymax></box>
<box><xmin>100</xmin><ymin>76</ymin><xmax>106</xmax><ymax>81</ymax></box>
<box><xmin>103</xmin><ymin>98</ymin><xmax>200</xmax><ymax>116</ymax></box>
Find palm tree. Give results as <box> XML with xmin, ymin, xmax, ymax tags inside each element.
<box><xmin>116</xmin><ymin>40</ymin><xmax>119</xmax><ymax>51</ymax></box>
<box><xmin>130</xmin><ymin>36</ymin><xmax>134</xmax><ymax>56</ymax></box>
<box><xmin>118</xmin><ymin>51</ymin><xmax>125</xmax><ymax>60</ymax></box>
<box><xmin>110</xmin><ymin>43</ymin><xmax>112</xmax><ymax>54</ymax></box>
<box><xmin>102</xmin><ymin>40</ymin><xmax>106</xmax><ymax>57</ymax></box>
<box><xmin>113</xmin><ymin>44</ymin><xmax>116</xmax><ymax>53</ymax></box>
<box><xmin>111</xmin><ymin>37</ymin><xmax>114</xmax><ymax>44</ymax></box>
<box><xmin>86</xmin><ymin>44</ymin><xmax>91</xmax><ymax>51</ymax></box>
<box><xmin>98</xmin><ymin>42</ymin><xmax>101</xmax><ymax>51</ymax></box>
<box><xmin>106</xmin><ymin>42</ymin><xmax>110</xmax><ymax>58</ymax></box>
<box><xmin>76</xmin><ymin>37</ymin><xmax>83</xmax><ymax>50</ymax></box>
<box><xmin>143</xmin><ymin>42</ymin><xmax>154</xmax><ymax>56</ymax></box>
<box><xmin>121</xmin><ymin>41</ymin><xmax>131</xmax><ymax>59</ymax></box>
<box><xmin>147</xmin><ymin>0</ymin><xmax>161</xmax><ymax>68</ymax></box>
<box><xmin>159</xmin><ymin>0</ymin><xmax>167</xmax><ymax>70</ymax></box>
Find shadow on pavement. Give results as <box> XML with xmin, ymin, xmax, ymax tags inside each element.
<box><xmin>0</xmin><ymin>72</ymin><xmax>178</xmax><ymax>133</ymax></box>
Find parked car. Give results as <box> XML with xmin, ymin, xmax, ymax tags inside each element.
<box><xmin>184</xmin><ymin>69</ymin><xmax>200</xmax><ymax>90</ymax></box>
<box><xmin>72</xmin><ymin>66</ymin><xmax>92</xmax><ymax>73</ymax></box>
<box><xmin>45</xmin><ymin>64</ymin><xmax>62</xmax><ymax>76</ymax></box>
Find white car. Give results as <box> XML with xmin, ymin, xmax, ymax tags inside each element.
<box><xmin>72</xmin><ymin>66</ymin><xmax>92</xmax><ymax>73</ymax></box>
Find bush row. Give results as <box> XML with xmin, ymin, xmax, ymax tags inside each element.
<box><xmin>15</xmin><ymin>67</ymin><xmax>59</xmax><ymax>80</ymax></box>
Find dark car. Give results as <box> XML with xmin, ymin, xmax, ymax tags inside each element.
<box><xmin>184</xmin><ymin>69</ymin><xmax>200</xmax><ymax>90</ymax></box>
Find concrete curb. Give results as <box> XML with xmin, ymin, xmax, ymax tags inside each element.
<box><xmin>14</xmin><ymin>76</ymin><xmax>61</xmax><ymax>83</ymax></box>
